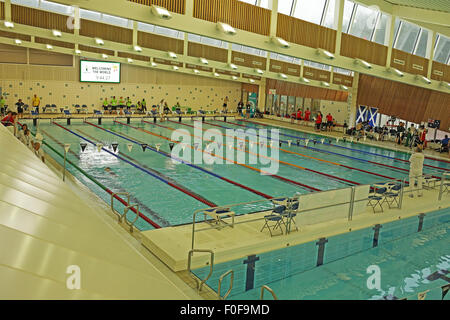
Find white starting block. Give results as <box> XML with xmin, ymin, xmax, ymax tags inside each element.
<box><xmin>423</xmin><ymin>175</ymin><xmax>439</xmax><ymax>189</ymax></box>
<box><xmin>202</xmin><ymin>207</ymin><xmax>235</xmax><ymax>229</ymax></box>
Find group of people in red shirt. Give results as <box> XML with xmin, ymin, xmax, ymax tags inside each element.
<box><xmin>290</xmin><ymin>108</ymin><xmax>335</xmax><ymax>132</ymax></box>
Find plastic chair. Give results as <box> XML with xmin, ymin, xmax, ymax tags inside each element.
<box><xmin>63</xmin><ymin>109</ymin><xmax>71</xmax><ymax>117</ymax></box>
<box><xmin>45</xmin><ymin>104</ymin><xmax>50</xmax><ymax>113</ymax></box>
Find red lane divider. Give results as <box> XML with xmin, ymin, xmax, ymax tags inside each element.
<box><xmin>77</xmin><ymin>127</ymin><xmax>218</xmax><ymax>208</ymax></box>
<box><xmin>52</xmin><ymin>121</ymin><xmax>162</xmax><ymax>229</ymax></box>
<box><xmin>164</xmin><ymin>119</ymin><xmax>360</xmax><ymax>186</ymax></box>
<box><xmin>115</xmin><ymin>121</ymin><xmax>276</xmax><ymax>198</ymax></box>
<box><xmin>139</xmin><ymin>120</ymin><xmax>321</xmax><ymax>192</ymax></box>
<box><xmin>238</xmin><ymin>118</ymin><xmax>450</xmax><ymax>169</ymax></box>
<box><xmin>199</xmin><ymin>120</ymin><xmax>400</xmax><ymax>181</ymax></box>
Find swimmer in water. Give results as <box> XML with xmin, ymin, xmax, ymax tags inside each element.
<box><xmin>104</xmin><ymin>167</ymin><xmax>117</xmax><ymax>176</ymax></box>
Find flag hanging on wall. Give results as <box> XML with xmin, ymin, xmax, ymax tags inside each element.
<box><xmin>368</xmin><ymin>107</ymin><xmax>378</xmax><ymax>127</ymax></box>
<box><xmin>356</xmin><ymin>105</ymin><xmax>368</xmax><ymax>123</ymax></box>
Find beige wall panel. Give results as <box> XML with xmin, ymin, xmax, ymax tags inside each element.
<box><xmin>0</xmin><ymin>60</ymin><xmax>241</xmax><ymax>112</ymax></box>
<box><xmin>0</xmin><ymin>43</ymin><xmax>27</xmax><ymax>64</ymax></box>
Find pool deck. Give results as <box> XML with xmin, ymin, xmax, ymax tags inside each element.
<box><xmin>141</xmin><ymin>186</ymin><xmax>449</xmax><ymax>272</ymax></box>
<box><xmin>0</xmin><ymin>123</ymin><xmax>201</xmax><ymax>299</ymax></box>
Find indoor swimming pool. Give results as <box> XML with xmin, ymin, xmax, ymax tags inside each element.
<box><xmin>24</xmin><ymin>117</ymin><xmax>450</xmax><ymax>231</ymax></box>
<box><xmin>192</xmin><ymin>207</ymin><xmax>450</xmax><ymax>300</ymax></box>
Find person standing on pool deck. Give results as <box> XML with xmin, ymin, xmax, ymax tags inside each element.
<box><xmin>102</xmin><ymin>97</ymin><xmax>109</xmax><ymax>113</ymax></box>
<box><xmin>118</xmin><ymin>96</ymin><xmax>125</xmax><ymax>115</ymax></box>
<box><xmin>0</xmin><ymin>95</ymin><xmax>6</xmax><ymax>115</ymax></box>
<box><xmin>126</xmin><ymin>97</ymin><xmax>132</xmax><ymax>111</ymax></box>
<box><xmin>110</xmin><ymin>96</ymin><xmax>117</xmax><ymax>114</ymax></box>
<box><xmin>15</xmin><ymin>99</ymin><xmax>24</xmax><ymax>119</ymax></box>
<box><xmin>32</xmin><ymin>94</ymin><xmax>40</xmax><ymax>114</ymax></box>
<box><xmin>315</xmin><ymin>112</ymin><xmax>322</xmax><ymax>132</ymax></box>
<box><xmin>409</xmin><ymin>145</ymin><xmax>424</xmax><ymax>198</ymax></box>
<box><xmin>304</xmin><ymin>108</ymin><xmax>311</xmax><ymax>123</ymax></box>
<box><xmin>326</xmin><ymin>113</ymin><xmax>333</xmax><ymax>132</ymax></box>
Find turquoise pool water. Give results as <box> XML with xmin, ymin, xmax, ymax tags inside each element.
<box><xmin>26</xmin><ymin>118</ymin><xmax>450</xmax><ymax>231</ymax></box>
<box><xmin>193</xmin><ymin>208</ymin><xmax>450</xmax><ymax>300</ymax></box>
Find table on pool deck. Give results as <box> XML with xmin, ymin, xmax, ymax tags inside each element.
<box><xmin>141</xmin><ymin>185</ymin><xmax>448</xmax><ymax>272</ymax></box>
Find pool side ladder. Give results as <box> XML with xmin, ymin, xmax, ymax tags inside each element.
<box><xmin>111</xmin><ymin>192</ymin><xmax>140</xmax><ymax>232</ymax></box>
<box><xmin>260</xmin><ymin>285</ymin><xmax>278</xmax><ymax>300</ymax></box>
<box><xmin>187</xmin><ymin>249</ymin><xmax>215</xmax><ymax>292</ymax></box>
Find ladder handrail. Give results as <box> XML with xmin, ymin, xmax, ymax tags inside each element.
<box><xmin>187</xmin><ymin>249</ymin><xmax>214</xmax><ymax>292</ymax></box>
<box><xmin>260</xmin><ymin>285</ymin><xmax>278</xmax><ymax>300</ymax></box>
<box><xmin>123</xmin><ymin>204</ymin><xmax>139</xmax><ymax>232</ymax></box>
<box><xmin>111</xmin><ymin>192</ymin><xmax>130</xmax><ymax>221</ymax></box>
<box><xmin>217</xmin><ymin>270</ymin><xmax>234</xmax><ymax>300</ymax></box>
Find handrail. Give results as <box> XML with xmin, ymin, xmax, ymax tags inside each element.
<box><xmin>438</xmin><ymin>172</ymin><xmax>450</xmax><ymax>201</ymax></box>
<box><xmin>111</xmin><ymin>192</ymin><xmax>130</xmax><ymax>222</ymax></box>
<box><xmin>123</xmin><ymin>204</ymin><xmax>139</xmax><ymax>232</ymax></box>
<box><xmin>217</xmin><ymin>270</ymin><xmax>234</xmax><ymax>300</ymax></box>
<box><xmin>191</xmin><ymin>174</ymin><xmax>445</xmax><ymax>251</ymax></box>
<box><xmin>187</xmin><ymin>249</ymin><xmax>214</xmax><ymax>292</ymax></box>
<box><xmin>260</xmin><ymin>285</ymin><xmax>278</xmax><ymax>300</ymax></box>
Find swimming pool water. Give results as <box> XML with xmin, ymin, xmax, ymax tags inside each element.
<box><xmin>193</xmin><ymin>208</ymin><xmax>450</xmax><ymax>300</ymax></box>
<box><xmin>27</xmin><ymin>118</ymin><xmax>450</xmax><ymax>231</ymax></box>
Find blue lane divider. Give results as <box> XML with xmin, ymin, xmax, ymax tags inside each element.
<box><xmin>54</xmin><ymin>122</ymin><xmax>175</xmax><ymax>185</ymax></box>
<box><xmin>235</xmin><ymin>120</ymin><xmax>449</xmax><ymax>173</ymax></box>
<box><xmin>83</xmin><ymin>121</ymin><xmax>273</xmax><ymax>199</ymax></box>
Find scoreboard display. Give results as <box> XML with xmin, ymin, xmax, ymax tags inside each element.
<box><xmin>80</xmin><ymin>60</ymin><xmax>121</xmax><ymax>83</ymax></box>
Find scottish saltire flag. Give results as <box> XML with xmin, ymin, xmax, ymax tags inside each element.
<box><xmin>368</xmin><ymin>107</ymin><xmax>378</xmax><ymax>127</ymax></box>
<box><xmin>356</xmin><ymin>105</ymin><xmax>368</xmax><ymax>123</ymax></box>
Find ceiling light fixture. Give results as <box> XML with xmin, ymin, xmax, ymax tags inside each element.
<box><xmin>216</xmin><ymin>22</ymin><xmax>236</xmax><ymax>36</ymax></box>
<box><xmin>151</xmin><ymin>5</ymin><xmax>172</xmax><ymax>19</ymax></box>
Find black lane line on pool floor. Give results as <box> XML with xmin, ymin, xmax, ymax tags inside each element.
<box><xmin>76</xmin><ymin>128</ymin><xmax>218</xmax><ymax>210</ymax></box>
<box><xmin>42</xmin><ymin>128</ymin><xmax>171</xmax><ymax>228</ymax></box>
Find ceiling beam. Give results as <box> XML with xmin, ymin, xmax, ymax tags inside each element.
<box><xmin>392</xmin><ymin>5</ymin><xmax>450</xmax><ymax>28</ymax></box>
<box><xmin>45</xmin><ymin>0</ymin><xmax>450</xmax><ymax>93</ymax></box>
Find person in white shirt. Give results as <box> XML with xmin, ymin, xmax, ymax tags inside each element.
<box><xmin>409</xmin><ymin>146</ymin><xmax>424</xmax><ymax>197</ymax></box>
<box><xmin>32</xmin><ymin>140</ymin><xmax>45</xmax><ymax>163</ymax></box>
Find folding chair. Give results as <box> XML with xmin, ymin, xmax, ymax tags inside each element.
<box><xmin>367</xmin><ymin>187</ymin><xmax>387</xmax><ymax>213</ymax></box>
<box><xmin>82</xmin><ymin>104</ymin><xmax>88</xmax><ymax>114</ymax></box>
<box><xmin>260</xmin><ymin>205</ymin><xmax>287</xmax><ymax>237</ymax></box>
<box><xmin>443</xmin><ymin>174</ymin><xmax>450</xmax><ymax>194</ymax></box>
<box><xmin>384</xmin><ymin>184</ymin><xmax>402</xmax><ymax>208</ymax></box>
<box><xmin>281</xmin><ymin>200</ymin><xmax>299</xmax><ymax>234</ymax></box>
<box><xmin>63</xmin><ymin>109</ymin><xmax>71</xmax><ymax>117</ymax></box>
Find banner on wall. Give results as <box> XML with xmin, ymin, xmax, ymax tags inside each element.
<box><xmin>248</xmin><ymin>92</ymin><xmax>258</xmax><ymax>109</ymax></box>
<box><xmin>368</xmin><ymin>107</ymin><xmax>378</xmax><ymax>127</ymax></box>
<box><xmin>356</xmin><ymin>105</ymin><xmax>368</xmax><ymax>123</ymax></box>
